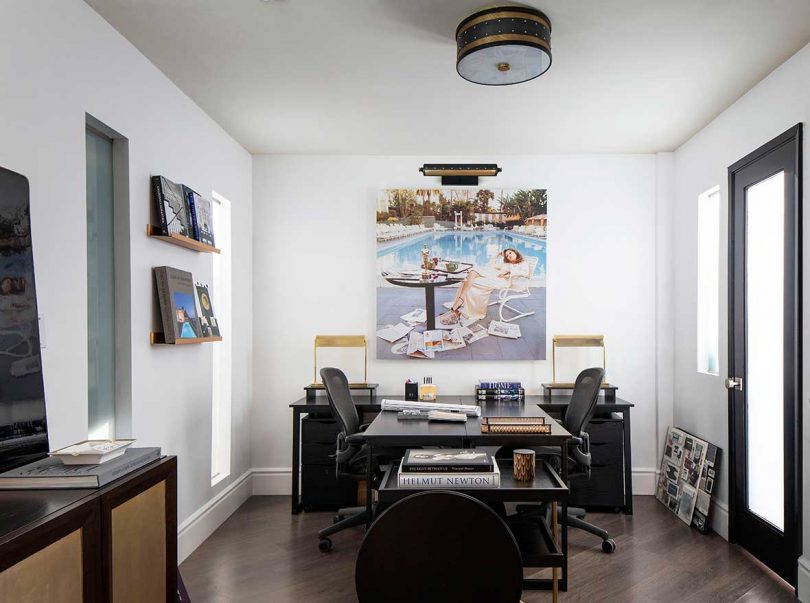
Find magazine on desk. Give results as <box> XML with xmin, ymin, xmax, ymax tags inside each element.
<box><xmin>401</xmin><ymin>449</ymin><xmax>493</xmax><ymax>473</ymax></box>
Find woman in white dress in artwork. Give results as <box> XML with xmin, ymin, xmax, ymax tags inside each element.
<box><xmin>441</xmin><ymin>248</ymin><xmax>529</xmax><ymax>325</ymax></box>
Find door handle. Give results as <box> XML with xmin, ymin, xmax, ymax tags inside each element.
<box><xmin>725</xmin><ymin>377</ymin><xmax>743</xmax><ymax>391</ymax></box>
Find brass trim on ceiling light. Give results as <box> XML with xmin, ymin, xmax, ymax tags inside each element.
<box><xmin>456</xmin><ymin>10</ymin><xmax>551</xmax><ymax>35</ymax></box>
<box><xmin>458</xmin><ymin>34</ymin><xmax>550</xmax><ymax>60</ymax></box>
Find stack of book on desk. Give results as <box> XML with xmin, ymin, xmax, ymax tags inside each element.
<box><xmin>476</xmin><ymin>381</ymin><xmax>525</xmax><ymax>402</ymax></box>
<box><xmin>481</xmin><ymin>416</ymin><xmax>550</xmax><ymax>434</ymax></box>
<box><xmin>397</xmin><ymin>449</ymin><xmax>500</xmax><ymax>489</ymax></box>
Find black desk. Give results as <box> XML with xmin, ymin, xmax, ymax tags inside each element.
<box><xmin>362</xmin><ymin>403</ymin><xmax>572</xmax><ymax>592</ymax></box>
<box><xmin>289</xmin><ymin>394</ymin><xmax>634</xmax><ymax>514</ymax></box>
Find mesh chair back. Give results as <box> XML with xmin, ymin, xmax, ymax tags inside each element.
<box><xmin>563</xmin><ymin>367</ymin><xmax>605</xmax><ymax>436</ymax></box>
<box><xmin>320</xmin><ymin>367</ymin><xmax>361</xmax><ymax>436</ymax></box>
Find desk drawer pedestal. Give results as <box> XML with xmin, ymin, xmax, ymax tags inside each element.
<box><xmin>570</xmin><ymin>418</ymin><xmax>625</xmax><ymax>511</ymax></box>
<box><xmin>301</xmin><ymin>417</ymin><xmax>357</xmax><ymax>509</ymax></box>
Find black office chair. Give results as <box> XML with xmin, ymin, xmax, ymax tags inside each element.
<box><xmin>317</xmin><ymin>367</ymin><xmax>390</xmax><ymax>552</ymax></box>
<box><xmin>502</xmin><ymin>367</ymin><xmax>616</xmax><ymax>553</ymax></box>
<box><xmin>355</xmin><ymin>491</ymin><xmax>523</xmax><ymax>603</ymax></box>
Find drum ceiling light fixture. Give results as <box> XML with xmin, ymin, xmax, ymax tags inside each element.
<box><xmin>456</xmin><ymin>4</ymin><xmax>552</xmax><ymax>86</ymax></box>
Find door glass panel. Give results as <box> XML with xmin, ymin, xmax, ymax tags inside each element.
<box><xmin>744</xmin><ymin>171</ymin><xmax>785</xmax><ymax>531</ymax></box>
<box><xmin>86</xmin><ymin>129</ymin><xmax>115</xmax><ymax>439</ymax></box>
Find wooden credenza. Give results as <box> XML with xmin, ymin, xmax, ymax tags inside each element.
<box><xmin>0</xmin><ymin>456</ymin><xmax>177</xmax><ymax>602</ymax></box>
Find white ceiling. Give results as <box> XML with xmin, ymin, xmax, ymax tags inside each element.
<box><xmin>85</xmin><ymin>0</ymin><xmax>810</xmax><ymax>155</ymax></box>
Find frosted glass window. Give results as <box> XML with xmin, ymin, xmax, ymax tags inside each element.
<box><xmin>696</xmin><ymin>187</ymin><xmax>720</xmax><ymax>375</ymax></box>
<box><xmin>211</xmin><ymin>191</ymin><xmax>232</xmax><ymax>486</ymax></box>
<box><xmin>745</xmin><ymin>171</ymin><xmax>785</xmax><ymax>531</ymax></box>
<box><xmin>86</xmin><ymin>128</ymin><xmax>115</xmax><ymax>439</ymax></box>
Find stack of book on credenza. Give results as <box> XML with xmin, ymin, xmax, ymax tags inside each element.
<box><xmin>0</xmin><ymin>447</ymin><xmax>161</xmax><ymax>489</ymax></box>
<box><xmin>397</xmin><ymin>448</ymin><xmax>500</xmax><ymax>489</ymax></box>
<box><xmin>476</xmin><ymin>380</ymin><xmax>525</xmax><ymax>402</ymax></box>
<box><xmin>481</xmin><ymin>416</ymin><xmax>550</xmax><ymax>434</ymax></box>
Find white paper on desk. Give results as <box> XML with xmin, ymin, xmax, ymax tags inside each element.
<box><xmin>376</xmin><ymin>323</ymin><xmax>413</xmax><ymax>343</ymax></box>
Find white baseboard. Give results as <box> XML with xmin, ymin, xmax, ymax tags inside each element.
<box><xmin>632</xmin><ymin>468</ymin><xmax>657</xmax><ymax>495</ymax></box>
<box><xmin>252</xmin><ymin>467</ymin><xmax>292</xmax><ymax>495</ymax></box>
<box><xmin>798</xmin><ymin>555</ymin><xmax>810</xmax><ymax>602</ymax></box>
<box><xmin>177</xmin><ymin>469</ymin><xmax>253</xmax><ymax>563</ymax></box>
<box><xmin>710</xmin><ymin>498</ymin><xmax>729</xmax><ymax>541</ymax></box>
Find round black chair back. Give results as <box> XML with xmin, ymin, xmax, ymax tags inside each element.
<box><xmin>355</xmin><ymin>491</ymin><xmax>523</xmax><ymax>603</ymax></box>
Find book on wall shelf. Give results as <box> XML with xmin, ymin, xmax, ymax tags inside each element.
<box><xmin>195</xmin><ymin>282</ymin><xmax>221</xmax><ymax>337</ymax></box>
<box><xmin>184</xmin><ymin>187</ymin><xmax>216</xmax><ymax>247</ymax></box>
<box><xmin>149</xmin><ymin>176</ymin><xmax>218</xmax><ymax>253</ymax></box>
<box><xmin>152</xmin><ymin>175</ymin><xmax>193</xmax><ymax>238</ymax></box>
<box><xmin>154</xmin><ymin>266</ymin><xmax>203</xmax><ymax>344</ymax></box>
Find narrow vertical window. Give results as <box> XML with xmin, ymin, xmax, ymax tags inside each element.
<box><xmin>211</xmin><ymin>191</ymin><xmax>232</xmax><ymax>485</ymax></box>
<box><xmin>697</xmin><ymin>186</ymin><xmax>720</xmax><ymax>375</ymax></box>
<box><xmin>86</xmin><ymin>126</ymin><xmax>115</xmax><ymax>438</ymax></box>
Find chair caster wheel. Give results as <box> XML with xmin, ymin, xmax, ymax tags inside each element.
<box><xmin>319</xmin><ymin>538</ymin><xmax>333</xmax><ymax>552</ymax></box>
<box><xmin>602</xmin><ymin>539</ymin><xmax>616</xmax><ymax>554</ymax></box>
<box><xmin>333</xmin><ymin>515</ymin><xmax>344</xmax><ymax>524</ymax></box>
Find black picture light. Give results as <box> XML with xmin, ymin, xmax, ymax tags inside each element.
<box><xmin>419</xmin><ymin>164</ymin><xmax>502</xmax><ymax>185</ymax></box>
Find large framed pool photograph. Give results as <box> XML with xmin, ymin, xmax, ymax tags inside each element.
<box><xmin>376</xmin><ymin>188</ymin><xmax>547</xmax><ymax>361</ymax></box>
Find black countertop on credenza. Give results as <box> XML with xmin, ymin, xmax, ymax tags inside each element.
<box><xmin>0</xmin><ymin>456</ymin><xmax>174</xmax><ymax>545</ymax></box>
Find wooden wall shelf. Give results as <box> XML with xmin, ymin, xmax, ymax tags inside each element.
<box><xmin>150</xmin><ymin>332</ymin><xmax>223</xmax><ymax>345</ymax></box>
<box><xmin>146</xmin><ymin>225</ymin><xmax>220</xmax><ymax>254</ymax></box>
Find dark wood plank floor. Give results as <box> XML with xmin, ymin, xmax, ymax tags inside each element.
<box><xmin>180</xmin><ymin>496</ymin><xmax>796</xmax><ymax>602</ymax></box>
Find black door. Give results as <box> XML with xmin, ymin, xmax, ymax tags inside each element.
<box><xmin>728</xmin><ymin>124</ymin><xmax>802</xmax><ymax>586</ymax></box>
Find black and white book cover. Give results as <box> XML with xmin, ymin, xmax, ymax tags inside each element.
<box><xmin>195</xmin><ymin>283</ymin><xmax>220</xmax><ymax>337</ymax></box>
<box><xmin>193</xmin><ymin>192</ymin><xmax>216</xmax><ymax>247</ymax></box>
<box><xmin>152</xmin><ymin>175</ymin><xmax>192</xmax><ymax>237</ymax></box>
<box><xmin>401</xmin><ymin>448</ymin><xmax>493</xmax><ymax>473</ymax></box>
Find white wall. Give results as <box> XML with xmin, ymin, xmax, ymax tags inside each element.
<box><xmin>0</xmin><ymin>0</ymin><xmax>253</xmax><ymax>549</ymax></box>
<box><xmin>672</xmin><ymin>42</ymin><xmax>809</xmax><ymax>589</ymax></box>
<box><xmin>252</xmin><ymin>153</ymin><xmax>670</xmax><ymax>494</ymax></box>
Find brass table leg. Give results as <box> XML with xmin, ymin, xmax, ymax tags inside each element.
<box><xmin>552</xmin><ymin>501</ymin><xmax>558</xmax><ymax>603</ymax></box>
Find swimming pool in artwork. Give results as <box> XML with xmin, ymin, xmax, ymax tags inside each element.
<box><xmin>377</xmin><ymin>231</ymin><xmax>546</xmax><ymax>285</ymax></box>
